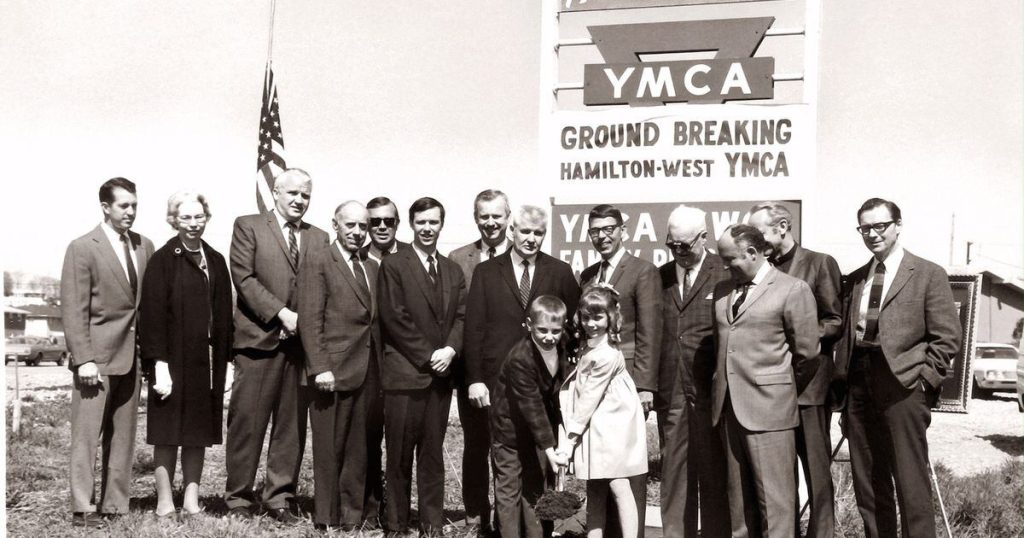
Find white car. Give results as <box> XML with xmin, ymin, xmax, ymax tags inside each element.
<box><xmin>1016</xmin><ymin>350</ymin><xmax>1024</xmax><ymax>412</ymax></box>
<box><xmin>972</xmin><ymin>343</ymin><xmax>1019</xmax><ymax>399</ymax></box>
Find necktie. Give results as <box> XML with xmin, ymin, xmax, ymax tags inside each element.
<box><xmin>380</xmin><ymin>247</ymin><xmax>390</xmax><ymax>258</ymax></box>
<box><xmin>350</xmin><ymin>253</ymin><xmax>371</xmax><ymax>299</ymax></box>
<box><xmin>120</xmin><ymin>234</ymin><xmax>138</xmax><ymax>297</ymax></box>
<box><xmin>732</xmin><ymin>283</ymin><xmax>750</xmax><ymax>317</ymax></box>
<box><xmin>487</xmin><ymin>246</ymin><xmax>496</xmax><ymax>260</ymax></box>
<box><xmin>519</xmin><ymin>260</ymin><xmax>531</xmax><ymax>308</ymax></box>
<box><xmin>863</xmin><ymin>262</ymin><xmax>886</xmax><ymax>344</ymax></box>
<box><xmin>681</xmin><ymin>268</ymin><xmax>692</xmax><ymax>301</ymax></box>
<box><xmin>598</xmin><ymin>260</ymin><xmax>611</xmax><ymax>283</ymax></box>
<box><xmin>427</xmin><ymin>255</ymin><xmax>438</xmax><ymax>284</ymax></box>
<box><xmin>286</xmin><ymin>222</ymin><xmax>299</xmax><ymax>266</ymax></box>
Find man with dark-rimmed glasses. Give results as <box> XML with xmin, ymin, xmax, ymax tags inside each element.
<box><xmin>656</xmin><ymin>204</ymin><xmax>731</xmax><ymax>538</ymax></box>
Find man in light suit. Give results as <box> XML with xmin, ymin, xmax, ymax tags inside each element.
<box><xmin>61</xmin><ymin>177</ymin><xmax>154</xmax><ymax>529</ymax></box>
<box><xmin>447</xmin><ymin>188</ymin><xmax>512</xmax><ymax>533</ymax></box>
<box><xmin>298</xmin><ymin>201</ymin><xmax>381</xmax><ymax>531</ymax></box>
<box><xmin>579</xmin><ymin>203</ymin><xmax>661</xmax><ymax>535</ymax></box>
<box><xmin>749</xmin><ymin>201</ymin><xmax>842</xmax><ymax>538</ymax></box>
<box><xmin>657</xmin><ymin>205</ymin><xmax>730</xmax><ymax>538</ymax></box>
<box><xmin>224</xmin><ymin>168</ymin><xmax>330</xmax><ymax>521</ymax></box>
<box><xmin>835</xmin><ymin>198</ymin><xmax>960</xmax><ymax>538</ymax></box>
<box><xmin>712</xmin><ymin>225</ymin><xmax>819</xmax><ymax>538</ymax></box>
<box><xmin>377</xmin><ymin>197</ymin><xmax>467</xmax><ymax>537</ymax></box>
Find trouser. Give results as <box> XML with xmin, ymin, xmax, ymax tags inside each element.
<box><xmin>721</xmin><ymin>398</ymin><xmax>797</xmax><ymax>538</ymax></box>
<box><xmin>224</xmin><ymin>342</ymin><xmax>308</xmax><ymax>510</ymax></box>
<box><xmin>794</xmin><ymin>403</ymin><xmax>835</xmax><ymax>538</ymax></box>
<box><xmin>846</xmin><ymin>346</ymin><xmax>937</xmax><ymax>538</ymax></box>
<box><xmin>308</xmin><ymin>383</ymin><xmax>368</xmax><ymax>526</ymax></box>
<box><xmin>659</xmin><ymin>396</ymin><xmax>729</xmax><ymax>538</ymax></box>
<box><xmin>457</xmin><ymin>385</ymin><xmax>493</xmax><ymax>524</ymax></box>
<box><xmin>69</xmin><ymin>364</ymin><xmax>140</xmax><ymax>514</ymax></box>
<box><xmin>363</xmin><ymin>358</ymin><xmax>386</xmax><ymax>523</ymax></box>
<box><xmin>492</xmin><ymin>442</ymin><xmax>554</xmax><ymax>538</ymax></box>
<box><xmin>384</xmin><ymin>380</ymin><xmax>453</xmax><ymax>533</ymax></box>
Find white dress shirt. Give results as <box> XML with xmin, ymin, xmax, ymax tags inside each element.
<box><xmin>367</xmin><ymin>241</ymin><xmax>400</xmax><ymax>265</ymax></box>
<box><xmin>411</xmin><ymin>243</ymin><xmax>439</xmax><ymax>276</ymax></box>
<box><xmin>510</xmin><ymin>249</ymin><xmax>537</xmax><ymax>286</ymax></box>
<box><xmin>856</xmin><ymin>244</ymin><xmax>905</xmax><ymax>341</ymax></box>
<box><xmin>272</xmin><ymin>209</ymin><xmax>301</xmax><ymax>251</ymax></box>
<box><xmin>592</xmin><ymin>247</ymin><xmax>627</xmax><ymax>284</ymax></box>
<box><xmin>733</xmin><ymin>260</ymin><xmax>771</xmax><ymax>309</ymax></box>
<box><xmin>478</xmin><ymin>240</ymin><xmax>509</xmax><ymax>264</ymax></box>
<box><xmin>337</xmin><ymin>242</ymin><xmax>371</xmax><ymax>291</ymax></box>
<box><xmin>100</xmin><ymin>221</ymin><xmax>138</xmax><ymax>282</ymax></box>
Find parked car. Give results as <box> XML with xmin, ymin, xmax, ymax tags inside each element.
<box><xmin>1016</xmin><ymin>349</ymin><xmax>1024</xmax><ymax>412</ymax></box>
<box><xmin>4</xmin><ymin>336</ymin><xmax>69</xmax><ymax>366</ymax></box>
<box><xmin>972</xmin><ymin>343</ymin><xmax>1019</xmax><ymax>399</ymax></box>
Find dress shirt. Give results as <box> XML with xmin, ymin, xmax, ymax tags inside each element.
<box><xmin>337</xmin><ymin>242</ymin><xmax>370</xmax><ymax>291</ymax></box>
<box><xmin>856</xmin><ymin>244</ymin><xmax>905</xmax><ymax>342</ymax></box>
<box><xmin>367</xmin><ymin>241</ymin><xmax>400</xmax><ymax>264</ymax></box>
<box><xmin>478</xmin><ymin>240</ymin><xmax>509</xmax><ymax>263</ymax></box>
<box><xmin>271</xmin><ymin>209</ymin><xmax>302</xmax><ymax>251</ymax></box>
<box><xmin>539</xmin><ymin>346</ymin><xmax>559</xmax><ymax>377</ymax></box>
<box><xmin>674</xmin><ymin>250</ymin><xmax>706</xmax><ymax>302</ymax></box>
<box><xmin>510</xmin><ymin>249</ymin><xmax>537</xmax><ymax>287</ymax></box>
<box><xmin>733</xmin><ymin>260</ymin><xmax>772</xmax><ymax>307</ymax></box>
<box><xmin>595</xmin><ymin>247</ymin><xmax>627</xmax><ymax>283</ymax></box>
<box><xmin>410</xmin><ymin>243</ymin><xmax>439</xmax><ymax>276</ymax></box>
<box><xmin>100</xmin><ymin>222</ymin><xmax>139</xmax><ymax>283</ymax></box>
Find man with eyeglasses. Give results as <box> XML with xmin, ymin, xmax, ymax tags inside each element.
<box><xmin>447</xmin><ymin>189</ymin><xmax>513</xmax><ymax>534</ymax></box>
<box><xmin>358</xmin><ymin>195</ymin><xmax>409</xmax><ymax>525</ymax></box>
<box><xmin>748</xmin><ymin>201</ymin><xmax>841</xmax><ymax>538</ymax></box>
<box><xmin>656</xmin><ymin>205</ymin><xmax>730</xmax><ymax>538</ymax></box>
<box><xmin>360</xmin><ymin>196</ymin><xmax>411</xmax><ymax>264</ymax></box>
<box><xmin>835</xmin><ymin>198</ymin><xmax>960</xmax><ymax>538</ymax></box>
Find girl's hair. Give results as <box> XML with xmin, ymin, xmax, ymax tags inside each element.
<box><xmin>528</xmin><ymin>295</ymin><xmax>568</xmax><ymax>325</ymax></box>
<box><xmin>576</xmin><ymin>284</ymin><xmax>623</xmax><ymax>343</ymax></box>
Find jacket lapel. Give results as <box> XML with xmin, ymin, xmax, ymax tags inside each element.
<box><xmin>529</xmin><ymin>254</ymin><xmax>553</xmax><ymax>304</ymax></box>
<box><xmin>265</xmin><ymin>212</ymin><xmax>297</xmax><ymax>273</ymax></box>
<box><xmin>498</xmin><ymin>254</ymin><xmax>523</xmax><ymax>308</ymax></box>
<box><xmin>680</xmin><ymin>259</ymin><xmax>713</xmax><ymax>311</ymax></box>
<box><xmin>441</xmin><ymin>255</ymin><xmax>454</xmax><ymax>317</ymax></box>
<box><xmin>881</xmin><ymin>255</ymin><xmax>915</xmax><ymax>310</ymax></box>
<box><xmin>608</xmin><ymin>252</ymin><xmax>630</xmax><ymax>288</ymax></box>
<box><xmin>405</xmin><ymin>249</ymin><xmax>442</xmax><ymax>318</ymax></box>
<box><xmin>331</xmin><ymin>244</ymin><xmax>371</xmax><ymax>312</ymax></box>
<box><xmin>91</xmin><ymin>225</ymin><xmax>134</xmax><ymax>302</ymax></box>
<box><xmin>733</xmin><ymin>266</ymin><xmax>776</xmax><ymax>320</ymax></box>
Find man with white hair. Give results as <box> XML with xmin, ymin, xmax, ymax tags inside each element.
<box><xmin>656</xmin><ymin>205</ymin><xmax>731</xmax><ymax>538</ymax></box>
<box><xmin>462</xmin><ymin>204</ymin><xmax>580</xmax><ymax>533</ymax></box>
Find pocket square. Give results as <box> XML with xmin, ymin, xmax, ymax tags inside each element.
<box><xmin>704</xmin><ymin>292</ymin><xmax>714</xmax><ymax>300</ymax></box>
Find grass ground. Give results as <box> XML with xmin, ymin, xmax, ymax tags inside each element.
<box><xmin>6</xmin><ymin>394</ymin><xmax>1023</xmax><ymax>537</ymax></box>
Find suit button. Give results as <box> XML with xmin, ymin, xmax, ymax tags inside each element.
<box><xmin>730</xmin><ymin>327</ymin><xmax>735</xmax><ymax>331</ymax></box>
<box><xmin>366</xmin><ymin>342</ymin><xmax>371</xmax><ymax>348</ymax></box>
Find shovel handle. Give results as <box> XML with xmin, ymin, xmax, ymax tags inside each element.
<box><xmin>556</xmin><ymin>466</ymin><xmax>567</xmax><ymax>492</ymax></box>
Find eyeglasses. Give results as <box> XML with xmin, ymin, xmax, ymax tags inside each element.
<box><xmin>587</xmin><ymin>225</ymin><xmax>621</xmax><ymax>238</ymax></box>
<box><xmin>855</xmin><ymin>221</ymin><xmax>895</xmax><ymax>236</ymax></box>
<box><xmin>370</xmin><ymin>217</ymin><xmax>397</xmax><ymax>228</ymax></box>
<box><xmin>665</xmin><ymin>233</ymin><xmax>703</xmax><ymax>254</ymax></box>
<box><xmin>177</xmin><ymin>214</ymin><xmax>207</xmax><ymax>224</ymax></box>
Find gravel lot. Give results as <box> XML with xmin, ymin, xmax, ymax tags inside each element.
<box><xmin>7</xmin><ymin>364</ymin><xmax>1023</xmax><ymax>477</ymax></box>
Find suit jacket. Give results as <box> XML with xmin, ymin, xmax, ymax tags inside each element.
<box><xmin>297</xmin><ymin>243</ymin><xmax>382</xmax><ymax>391</ymax></box>
<box><xmin>377</xmin><ymin>246</ymin><xmax>466</xmax><ymax>391</ymax></box>
<box><xmin>777</xmin><ymin>244</ymin><xmax>843</xmax><ymax>405</ymax></box>
<box><xmin>463</xmin><ymin>251</ymin><xmax>581</xmax><ymax>389</ymax></box>
<box><xmin>834</xmin><ymin>250</ymin><xmax>961</xmax><ymax>389</ymax></box>
<box><xmin>60</xmin><ymin>224</ymin><xmax>155</xmax><ymax>376</ymax></box>
<box><xmin>657</xmin><ymin>253</ymin><xmax>730</xmax><ymax>409</ymax></box>
<box><xmin>229</xmin><ymin>212</ymin><xmax>329</xmax><ymax>351</ymax></box>
<box><xmin>449</xmin><ymin>239</ymin><xmax>512</xmax><ymax>289</ymax></box>
<box><xmin>580</xmin><ymin>251</ymin><xmax>662</xmax><ymax>392</ymax></box>
<box><xmin>359</xmin><ymin>240</ymin><xmax>411</xmax><ymax>262</ymax></box>
<box><xmin>489</xmin><ymin>337</ymin><xmax>568</xmax><ymax>451</ymax></box>
<box><xmin>711</xmin><ymin>266</ymin><xmax>820</xmax><ymax>432</ymax></box>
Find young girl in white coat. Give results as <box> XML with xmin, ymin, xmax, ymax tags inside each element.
<box><xmin>560</xmin><ymin>285</ymin><xmax>648</xmax><ymax>538</ymax></box>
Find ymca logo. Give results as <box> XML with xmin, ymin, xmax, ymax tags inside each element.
<box><xmin>583</xmin><ymin>17</ymin><xmax>776</xmax><ymax>106</ymax></box>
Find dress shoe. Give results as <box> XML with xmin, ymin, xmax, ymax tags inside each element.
<box><xmin>71</xmin><ymin>512</ymin><xmax>107</xmax><ymax>529</ymax></box>
<box><xmin>226</xmin><ymin>506</ymin><xmax>253</xmax><ymax>519</ymax></box>
<box><xmin>266</xmin><ymin>506</ymin><xmax>302</xmax><ymax>524</ymax></box>
<box><xmin>362</xmin><ymin>516</ymin><xmax>383</xmax><ymax>530</ymax></box>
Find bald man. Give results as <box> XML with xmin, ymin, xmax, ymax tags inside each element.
<box><xmin>298</xmin><ymin>201</ymin><xmax>381</xmax><ymax>531</ymax></box>
<box><xmin>656</xmin><ymin>205</ymin><xmax>731</xmax><ymax>538</ymax></box>
<box><xmin>225</xmin><ymin>168</ymin><xmax>330</xmax><ymax>521</ymax></box>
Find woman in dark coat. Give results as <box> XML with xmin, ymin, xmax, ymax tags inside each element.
<box><xmin>139</xmin><ymin>191</ymin><xmax>232</xmax><ymax>518</ymax></box>
<box><xmin>489</xmin><ymin>295</ymin><xmax>572</xmax><ymax>538</ymax></box>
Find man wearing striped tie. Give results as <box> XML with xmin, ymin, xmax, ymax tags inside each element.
<box><xmin>835</xmin><ymin>198</ymin><xmax>961</xmax><ymax>538</ymax></box>
<box><xmin>462</xmin><ymin>204</ymin><xmax>581</xmax><ymax>534</ymax></box>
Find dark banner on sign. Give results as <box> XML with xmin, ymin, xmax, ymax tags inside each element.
<box><xmin>551</xmin><ymin>199</ymin><xmax>801</xmax><ymax>276</ymax></box>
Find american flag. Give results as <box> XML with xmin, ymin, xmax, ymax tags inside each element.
<box><xmin>255</xmin><ymin>64</ymin><xmax>287</xmax><ymax>213</ymax></box>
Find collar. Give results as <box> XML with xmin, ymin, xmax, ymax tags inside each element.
<box><xmin>602</xmin><ymin>247</ymin><xmax>627</xmax><ymax>272</ymax></box>
<box><xmin>335</xmin><ymin>241</ymin><xmax>360</xmax><ymax>260</ymax></box>
<box><xmin>101</xmin><ymin>221</ymin><xmax>129</xmax><ymax>244</ymax></box>
<box><xmin>272</xmin><ymin>209</ymin><xmax>302</xmax><ymax>231</ymax></box>
<box><xmin>871</xmin><ymin>244</ymin><xmax>904</xmax><ymax>271</ymax></box>
<box><xmin>745</xmin><ymin>260</ymin><xmax>772</xmax><ymax>287</ymax></box>
<box><xmin>773</xmin><ymin>242</ymin><xmax>797</xmax><ymax>266</ymax></box>
<box><xmin>481</xmin><ymin>239</ymin><xmax>509</xmax><ymax>256</ymax></box>
<box><xmin>510</xmin><ymin>248</ymin><xmax>537</xmax><ymax>267</ymax></box>
<box><xmin>677</xmin><ymin>249</ymin><xmax>706</xmax><ymax>274</ymax></box>
<box><xmin>411</xmin><ymin>242</ymin><xmax>437</xmax><ymax>264</ymax></box>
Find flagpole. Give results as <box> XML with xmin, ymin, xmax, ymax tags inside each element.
<box><xmin>266</xmin><ymin>0</ymin><xmax>277</xmax><ymax>87</ymax></box>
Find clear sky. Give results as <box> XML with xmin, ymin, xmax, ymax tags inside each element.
<box><xmin>1</xmin><ymin>1</ymin><xmax>1021</xmax><ymax>278</ymax></box>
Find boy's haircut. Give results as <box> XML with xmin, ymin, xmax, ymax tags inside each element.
<box><xmin>528</xmin><ymin>295</ymin><xmax>567</xmax><ymax>324</ymax></box>
<box><xmin>577</xmin><ymin>285</ymin><xmax>623</xmax><ymax>343</ymax></box>
<box><xmin>408</xmin><ymin>196</ymin><xmax>446</xmax><ymax>223</ymax></box>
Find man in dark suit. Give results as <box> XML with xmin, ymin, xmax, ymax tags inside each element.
<box><xmin>224</xmin><ymin>168</ymin><xmax>330</xmax><ymax>521</ymax></box>
<box><xmin>712</xmin><ymin>225</ymin><xmax>819</xmax><ymax>538</ymax></box>
<box><xmin>579</xmin><ymin>203</ymin><xmax>660</xmax><ymax>535</ymax></box>
<box><xmin>61</xmin><ymin>177</ymin><xmax>154</xmax><ymax>529</ymax></box>
<box><xmin>377</xmin><ymin>197</ymin><xmax>467</xmax><ymax>537</ymax></box>
<box><xmin>298</xmin><ymin>201</ymin><xmax>381</xmax><ymax>531</ymax></box>
<box><xmin>463</xmin><ymin>204</ymin><xmax>581</xmax><ymax>532</ymax></box>
<box><xmin>656</xmin><ymin>205</ymin><xmax>730</xmax><ymax>538</ymax></box>
<box><xmin>749</xmin><ymin>201</ymin><xmax>842</xmax><ymax>538</ymax></box>
<box><xmin>447</xmin><ymin>189</ymin><xmax>512</xmax><ymax>533</ymax></box>
<box><xmin>359</xmin><ymin>195</ymin><xmax>410</xmax><ymax>525</ymax></box>
<box><xmin>835</xmin><ymin>198</ymin><xmax>961</xmax><ymax>538</ymax></box>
